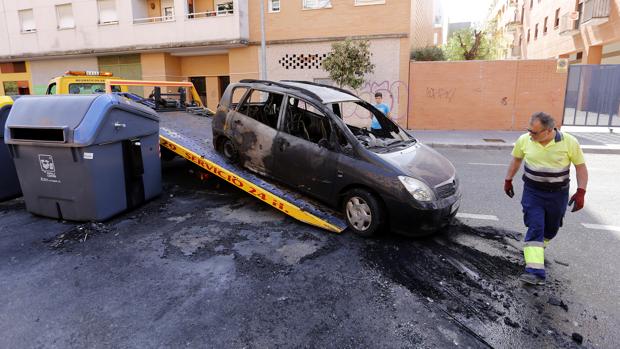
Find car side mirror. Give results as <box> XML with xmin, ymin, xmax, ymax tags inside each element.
<box><xmin>318</xmin><ymin>138</ymin><xmax>333</xmax><ymax>150</ymax></box>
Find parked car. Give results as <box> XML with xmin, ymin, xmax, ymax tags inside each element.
<box><xmin>212</xmin><ymin>80</ymin><xmax>461</xmax><ymax>237</ymax></box>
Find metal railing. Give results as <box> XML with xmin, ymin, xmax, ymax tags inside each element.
<box><xmin>187</xmin><ymin>9</ymin><xmax>234</xmax><ymax>19</ymax></box>
<box><xmin>581</xmin><ymin>0</ymin><xmax>611</xmax><ymax>25</ymax></box>
<box><xmin>559</xmin><ymin>12</ymin><xmax>580</xmax><ymax>35</ymax></box>
<box><xmin>133</xmin><ymin>15</ymin><xmax>176</xmax><ymax>24</ymax></box>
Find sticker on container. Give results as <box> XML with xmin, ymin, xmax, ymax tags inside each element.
<box><xmin>84</xmin><ymin>152</ymin><xmax>94</xmax><ymax>160</ymax></box>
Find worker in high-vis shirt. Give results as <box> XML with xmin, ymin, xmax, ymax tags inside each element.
<box><xmin>504</xmin><ymin>112</ymin><xmax>588</xmax><ymax>286</ymax></box>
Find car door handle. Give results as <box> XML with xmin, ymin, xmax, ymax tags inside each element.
<box><xmin>337</xmin><ymin>170</ymin><xmax>344</xmax><ymax>178</ymax></box>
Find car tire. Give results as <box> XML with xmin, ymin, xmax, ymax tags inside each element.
<box><xmin>343</xmin><ymin>189</ymin><xmax>384</xmax><ymax>237</ymax></box>
<box><xmin>220</xmin><ymin>138</ymin><xmax>239</xmax><ymax>163</ymax></box>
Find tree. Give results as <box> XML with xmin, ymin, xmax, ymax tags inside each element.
<box><xmin>411</xmin><ymin>46</ymin><xmax>445</xmax><ymax>61</ymax></box>
<box><xmin>322</xmin><ymin>38</ymin><xmax>375</xmax><ymax>89</ymax></box>
<box><xmin>444</xmin><ymin>28</ymin><xmax>494</xmax><ymax>61</ymax></box>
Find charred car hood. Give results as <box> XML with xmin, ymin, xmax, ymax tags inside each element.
<box><xmin>377</xmin><ymin>143</ymin><xmax>456</xmax><ymax>187</ymax></box>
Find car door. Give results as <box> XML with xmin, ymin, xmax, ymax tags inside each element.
<box><xmin>273</xmin><ymin>96</ymin><xmax>339</xmax><ymax>201</ymax></box>
<box><xmin>230</xmin><ymin>89</ymin><xmax>284</xmax><ymax>176</ymax></box>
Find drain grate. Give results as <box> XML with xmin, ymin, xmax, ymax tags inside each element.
<box><xmin>483</xmin><ymin>138</ymin><xmax>506</xmax><ymax>143</ymax></box>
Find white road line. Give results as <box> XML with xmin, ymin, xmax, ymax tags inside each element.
<box><xmin>581</xmin><ymin>223</ymin><xmax>620</xmax><ymax>232</ymax></box>
<box><xmin>468</xmin><ymin>163</ymin><xmax>509</xmax><ymax>167</ymax></box>
<box><xmin>456</xmin><ymin>213</ymin><xmax>499</xmax><ymax>221</ymax></box>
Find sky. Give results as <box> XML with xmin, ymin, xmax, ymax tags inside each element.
<box><xmin>443</xmin><ymin>0</ymin><xmax>491</xmax><ymax>24</ymax></box>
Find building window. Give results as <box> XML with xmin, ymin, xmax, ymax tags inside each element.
<box><xmin>521</xmin><ymin>5</ymin><xmax>525</xmax><ymax>23</ymax></box>
<box><xmin>2</xmin><ymin>81</ymin><xmax>30</xmax><ymax>96</ymax></box>
<box><xmin>530</xmin><ymin>0</ymin><xmax>533</xmax><ymax>8</ymax></box>
<box><xmin>163</xmin><ymin>6</ymin><xmax>174</xmax><ymax>20</ymax></box>
<box><xmin>97</xmin><ymin>0</ymin><xmax>118</xmax><ymax>24</ymax></box>
<box><xmin>544</xmin><ymin>17</ymin><xmax>548</xmax><ymax>34</ymax></box>
<box><xmin>56</xmin><ymin>3</ymin><xmax>75</xmax><ymax>29</ymax></box>
<box><xmin>0</xmin><ymin>62</ymin><xmax>27</xmax><ymax>73</ymax></box>
<box><xmin>269</xmin><ymin>0</ymin><xmax>281</xmax><ymax>12</ymax></box>
<box><xmin>527</xmin><ymin>29</ymin><xmax>531</xmax><ymax>42</ymax></box>
<box><xmin>303</xmin><ymin>0</ymin><xmax>332</xmax><ymax>10</ymax></box>
<box><xmin>534</xmin><ymin>23</ymin><xmax>538</xmax><ymax>39</ymax></box>
<box><xmin>355</xmin><ymin>0</ymin><xmax>386</xmax><ymax>5</ymax></box>
<box><xmin>554</xmin><ymin>8</ymin><xmax>560</xmax><ymax>28</ymax></box>
<box><xmin>18</xmin><ymin>9</ymin><xmax>36</xmax><ymax>33</ymax></box>
<box><xmin>576</xmin><ymin>52</ymin><xmax>583</xmax><ymax>60</ymax></box>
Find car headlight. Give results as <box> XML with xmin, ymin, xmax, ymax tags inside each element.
<box><xmin>398</xmin><ymin>176</ymin><xmax>435</xmax><ymax>202</ymax></box>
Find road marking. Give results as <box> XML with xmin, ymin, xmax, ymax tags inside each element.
<box><xmin>581</xmin><ymin>223</ymin><xmax>620</xmax><ymax>232</ymax></box>
<box><xmin>468</xmin><ymin>162</ymin><xmax>509</xmax><ymax>167</ymax></box>
<box><xmin>456</xmin><ymin>213</ymin><xmax>499</xmax><ymax>221</ymax></box>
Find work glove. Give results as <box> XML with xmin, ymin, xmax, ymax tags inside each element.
<box><xmin>504</xmin><ymin>179</ymin><xmax>514</xmax><ymax>198</ymax></box>
<box><xmin>569</xmin><ymin>188</ymin><xmax>586</xmax><ymax>212</ymax></box>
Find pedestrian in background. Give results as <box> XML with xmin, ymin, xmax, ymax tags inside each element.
<box><xmin>370</xmin><ymin>92</ymin><xmax>391</xmax><ymax>131</ymax></box>
<box><xmin>504</xmin><ymin>112</ymin><xmax>588</xmax><ymax>286</ymax></box>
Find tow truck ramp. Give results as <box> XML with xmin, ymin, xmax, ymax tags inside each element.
<box><xmin>159</xmin><ymin>112</ymin><xmax>347</xmax><ymax>233</ymax></box>
<box><xmin>105</xmin><ymin>79</ymin><xmax>347</xmax><ymax>233</ymax></box>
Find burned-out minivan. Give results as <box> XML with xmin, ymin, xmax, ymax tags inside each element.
<box><xmin>212</xmin><ymin>80</ymin><xmax>460</xmax><ymax>236</ymax></box>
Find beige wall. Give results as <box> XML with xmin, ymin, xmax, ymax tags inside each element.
<box><xmin>410</xmin><ymin>0</ymin><xmax>435</xmax><ymax>48</ymax></box>
<box><xmin>229</xmin><ymin>46</ymin><xmax>260</xmax><ymax>82</ymax></box>
<box><xmin>248</xmin><ymin>0</ymin><xmax>410</xmax><ymax>42</ymax></box>
<box><xmin>29</xmin><ymin>57</ymin><xmax>98</xmax><ymax>94</ymax></box>
<box><xmin>408</xmin><ymin>60</ymin><xmax>568</xmax><ymax>130</ymax></box>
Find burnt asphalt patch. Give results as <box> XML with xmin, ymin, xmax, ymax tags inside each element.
<box><xmin>0</xmin><ymin>160</ymin><xmax>606</xmax><ymax>348</ymax></box>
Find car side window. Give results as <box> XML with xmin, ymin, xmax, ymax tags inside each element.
<box><xmin>283</xmin><ymin>97</ymin><xmax>332</xmax><ymax>144</ymax></box>
<box><xmin>230</xmin><ymin>87</ymin><xmax>249</xmax><ymax>109</ymax></box>
<box><xmin>237</xmin><ymin>89</ymin><xmax>283</xmax><ymax>129</ymax></box>
<box><xmin>46</xmin><ymin>83</ymin><xmax>57</xmax><ymax>95</ymax></box>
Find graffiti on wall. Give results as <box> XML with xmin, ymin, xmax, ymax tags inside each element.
<box><xmin>350</xmin><ymin>80</ymin><xmax>409</xmax><ymax>122</ymax></box>
<box><xmin>425</xmin><ymin>87</ymin><xmax>456</xmax><ymax>103</ymax></box>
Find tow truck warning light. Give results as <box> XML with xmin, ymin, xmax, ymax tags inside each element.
<box><xmin>64</xmin><ymin>71</ymin><xmax>114</xmax><ymax>77</ymax></box>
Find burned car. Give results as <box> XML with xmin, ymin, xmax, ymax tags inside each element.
<box><xmin>212</xmin><ymin>80</ymin><xmax>460</xmax><ymax>236</ymax></box>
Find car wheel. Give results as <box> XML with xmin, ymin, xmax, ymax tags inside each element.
<box><xmin>343</xmin><ymin>189</ymin><xmax>384</xmax><ymax>237</ymax></box>
<box><xmin>221</xmin><ymin>138</ymin><xmax>239</xmax><ymax>163</ymax></box>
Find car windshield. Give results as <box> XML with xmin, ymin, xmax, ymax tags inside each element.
<box><xmin>327</xmin><ymin>100</ymin><xmax>415</xmax><ymax>153</ymax></box>
<box><xmin>68</xmin><ymin>83</ymin><xmax>107</xmax><ymax>94</ymax></box>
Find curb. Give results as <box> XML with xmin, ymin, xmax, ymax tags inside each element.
<box><xmin>424</xmin><ymin>142</ymin><xmax>620</xmax><ymax>155</ymax></box>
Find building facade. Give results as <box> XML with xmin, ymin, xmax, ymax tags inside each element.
<box><xmin>488</xmin><ymin>0</ymin><xmax>620</xmax><ymax>63</ymax></box>
<box><xmin>0</xmin><ymin>0</ymin><xmax>433</xmax><ymax>121</ymax></box>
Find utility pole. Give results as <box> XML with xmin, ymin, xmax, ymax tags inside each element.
<box><xmin>259</xmin><ymin>0</ymin><xmax>267</xmax><ymax>80</ymax></box>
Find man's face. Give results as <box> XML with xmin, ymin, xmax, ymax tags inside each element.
<box><xmin>528</xmin><ymin>120</ymin><xmax>552</xmax><ymax>142</ymax></box>
<box><xmin>375</xmin><ymin>96</ymin><xmax>382</xmax><ymax>104</ymax></box>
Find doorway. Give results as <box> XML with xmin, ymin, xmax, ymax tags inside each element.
<box><xmin>190</xmin><ymin>76</ymin><xmax>207</xmax><ymax>105</ymax></box>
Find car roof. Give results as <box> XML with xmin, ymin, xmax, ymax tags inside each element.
<box><xmin>239</xmin><ymin>79</ymin><xmax>361</xmax><ymax>104</ymax></box>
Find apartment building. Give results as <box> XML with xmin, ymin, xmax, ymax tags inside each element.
<box><xmin>488</xmin><ymin>0</ymin><xmax>620</xmax><ymax>63</ymax></box>
<box><xmin>0</xmin><ymin>0</ymin><xmax>433</xmax><ymax>118</ymax></box>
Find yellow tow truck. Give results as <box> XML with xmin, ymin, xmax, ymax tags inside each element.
<box><xmin>44</xmin><ymin>70</ymin><xmax>129</xmax><ymax>95</ymax></box>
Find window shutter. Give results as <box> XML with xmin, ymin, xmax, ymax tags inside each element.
<box><xmin>56</xmin><ymin>4</ymin><xmax>75</xmax><ymax>29</ymax></box>
<box><xmin>98</xmin><ymin>0</ymin><xmax>118</xmax><ymax>24</ymax></box>
<box><xmin>19</xmin><ymin>9</ymin><xmax>36</xmax><ymax>32</ymax></box>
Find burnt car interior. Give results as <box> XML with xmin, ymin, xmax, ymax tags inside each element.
<box><xmin>284</xmin><ymin>97</ymin><xmax>331</xmax><ymax>144</ymax></box>
<box><xmin>237</xmin><ymin>90</ymin><xmax>283</xmax><ymax>129</ymax></box>
<box><xmin>330</xmin><ymin>101</ymin><xmax>415</xmax><ymax>152</ymax></box>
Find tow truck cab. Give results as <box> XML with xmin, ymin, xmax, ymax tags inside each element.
<box><xmin>45</xmin><ymin>71</ymin><xmax>128</xmax><ymax>95</ymax></box>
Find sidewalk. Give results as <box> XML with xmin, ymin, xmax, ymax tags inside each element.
<box><xmin>410</xmin><ymin>127</ymin><xmax>620</xmax><ymax>154</ymax></box>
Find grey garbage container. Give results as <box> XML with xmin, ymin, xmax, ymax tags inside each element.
<box><xmin>5</xmin><ymin>94</ymin><xmax>161</xmax><ymax>221</ymax></box>
<box><xmin>0</xmin><ymin>96</ymin><xmax>21</xmax><ymax>201</ymax></box>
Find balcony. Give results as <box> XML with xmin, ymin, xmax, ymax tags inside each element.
<box><xmin>559</xmin><ymin>12</ymin><xmax>580</xmax><ymax>36</ymax></box>
<box><xmin>186</xmin><ymin>0</ymin><xmax>234</xmax><ymax>19</ymax></box>
<box><xmin>580</xmin><ymin>0</ymin><xmax>611</xmax><ymax>26</ymax></box>
<box><xmin>132</xmin><ymin>0</ymin><xmax>176</xmax><ymax>24</ymax></box>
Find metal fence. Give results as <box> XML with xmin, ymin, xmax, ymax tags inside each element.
<box><xmin>562</xmin><ymin>64</ymin><xmax>620</xmax><ymax>127</ymax></box>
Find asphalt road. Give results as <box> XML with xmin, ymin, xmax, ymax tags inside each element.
<box><xmin>1</xmin><ymin>151</ymin><xmax>618</xmax><ymax>348</ymax></box>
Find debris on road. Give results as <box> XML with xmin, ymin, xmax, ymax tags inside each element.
<box><xmin>572</xmin><ymin>332</ymin><xmax>584</xmax><ymax>345</ymax></box>
<box><xmin>503</xmin><ymin>317</ymin><xmax>520</xmax><ymax>328</ymax></box>
<box><xmin>548</xmin><ymin>296</ymin><xmax>569</xmax><ymax>312</ymax></box>
<box><xmin>44</xmin><ymin>223</ymin><xmax>112</xmax><ymax>248</ymax></box>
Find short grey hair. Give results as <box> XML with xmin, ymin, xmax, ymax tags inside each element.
<box><xmin>530</xmin><ymin>112</ymin><xmax>555</xmax><ymax>130</ymax></box>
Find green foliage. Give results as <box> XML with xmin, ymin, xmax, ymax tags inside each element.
<box><xmin>322</xmin><ymin>38</ymin><xmax>375</xmax><ymax>89</ymax></box>
<box><xmin>410</xmin><ymin>46</ymin><xmax>446</xmax><ymax>61</ymax></box>
<box><xmin>444</xmin><ymin>28</ymin><xmax>494</xmax><ymax>61</ymax></box>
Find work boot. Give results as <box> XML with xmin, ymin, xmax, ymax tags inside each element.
<box><xmin>519</xmin><ymin>272</ymin><xmax>546</xmax><ymax>286</ymax></box>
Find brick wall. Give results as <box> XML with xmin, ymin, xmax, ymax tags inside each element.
<box><xmin>407</xmin><ymin>60</ymin><xmax>568</xmax><ymax>130</ymax></box>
